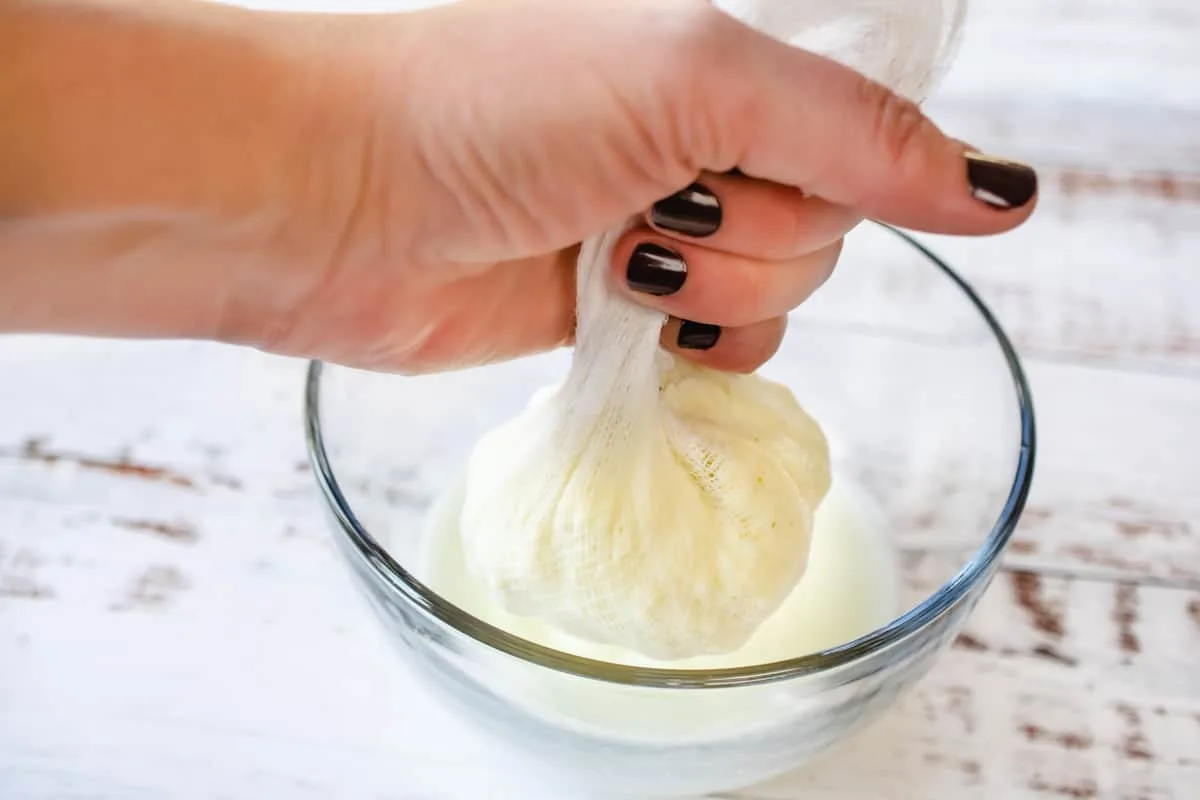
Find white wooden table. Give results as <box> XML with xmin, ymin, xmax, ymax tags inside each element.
<box><xmin>3</xmin><ymin>2</ymin><xmax>1199</xmax><ymax>798</ymax></box>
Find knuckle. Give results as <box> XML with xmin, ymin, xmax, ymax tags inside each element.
<box><xmin>771</xmin><ymin>193</ymin><xmax>853</xmax><ymax>262</ymax></box>
<box><xmin>687</xmin><ymin>261</ymin><xmax>760</xmax><ymax>327</ymax></box>
<box><xmin>646</xmin><ymin>7</ymin><xmax>748</xmax><ymax>171</ymax></box>
<box><xmin>858</xmin><ymin>76</ymin><xmax>931</xmax><ymax>171</ymax></box>
<box><xmin>777</xmin><ymin>196</ymin><xmax>816</xmax><ymax>260</ymax></box>
<box><xmin>732</xmin><ymin>271</ymin><xmax>773</xmax><ymax>326</ymax></box>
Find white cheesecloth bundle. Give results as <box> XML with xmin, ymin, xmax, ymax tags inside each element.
<box><xmin>459</xmin><ymin>0</ymin><xmax>966</xmax><ymax>662</ymax></box>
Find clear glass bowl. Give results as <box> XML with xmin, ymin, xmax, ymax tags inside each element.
<box><xmin>304</xmin><ymin>222</ymin><xmax>1036</xmax><ymax>798</ymax></box>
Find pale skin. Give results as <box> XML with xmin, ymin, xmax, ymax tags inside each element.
<box><xmin>0</xmin><ymin>0</ymin><xmax>1038</xmax><ymax>374</ymax></box>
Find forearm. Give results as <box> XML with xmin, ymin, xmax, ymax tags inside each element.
<box><xmin>0</xmin><ymin>0</ymin><xmax>358</xmax><ymax>340</ymax></box>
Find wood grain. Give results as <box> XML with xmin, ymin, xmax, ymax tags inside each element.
<box><xmin>981</xmin><ymin>360</ymin><xmax>1197</xmax><ymax>585</ymax></box>
<box><xmin>4</xmin><ymin>500</ymin><xmax>1196</xmax><ymax>799</ymax></box>
<box><xmin>928</xmin><ymin>0</ymin><xmax>1200</xmax><ymax>375</ymax></box>
<box><xmin>737</xmin><ymin>572</ymin><xmax>1200</xmax><ymax>800</ymax></box>
<box><xmin>923</xmin><ymin>184</ymin><xmax>1200</xmax><ymax>375</ymax></box>
<box><xmin>2</xmin><ymin>0</ymin><xmax>1198</xmax><ymax>796</ymax></box>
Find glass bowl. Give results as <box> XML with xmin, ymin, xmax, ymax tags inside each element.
<box><xmin>304</xmin><ymin>221</ymin><xmax>1036</xmax><ymax>798</ymax></box>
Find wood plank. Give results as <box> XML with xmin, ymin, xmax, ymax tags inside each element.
<box><xmin>733</xmin><ymin>568</ymin><xmax>1200</xmax><ymax>800</ymax></box>
<box><xmin>0</xmin><ymin>337</ymin><xmax>1193</xmax><ymax>613</ymax></box>
<box><xmin>845</xmin><ymin>0</ymin><xmax>1200</xmax><ymax>378</ymax></box>
<box><xmin>940</xmin><ymin>0</ymin><xmax>1200</xmax><ymax>115</ymax></box>
<box><xmin>876</xmin><ymin>355</ymin><xmax>1200</xmax><ymax>586</ymax></box>
<box><xmin>979</xmin><ymin>358</ymin><xmax>1198</xmax><ymax>585</ymax></box>
<box><xmin>887</xmin><ymin>192</ymin><xmax>1197</xmax><ymax>375</ymax></box>
<box><xmin>935</xmin><ymin>197</ymin><xmax>1200</xmax><ymax>375</ymax></box>
<box><xmin>798</xmin><ymin>179</ymin><xmax>1200</xmax><ymax>376</ymax></box>
<box><xmin>1</xmin><ymin>1</ymin><xmax>1193</xmax><ymax>798</ymax></box>
<box><xmin>0</xmin><ymin>326</ymin><xmax>1194</xmax><ymax>578</ymax></box>
<box><xmin>816</xmin><ymin>6</ymin><xmax>1200</xmax><ymax>377</ymax></box>
<box><xmin>4</xmin><ymin>511</ymin><xmax>1196</xmax><ymax>798</ymax></box>
<box><xmin>928</xmin><ymin>100</ymin><xmax>1200</xmax><ymax>175</ymax></box>
<box><xmin>918</xmin><ymin>2</ymin><xmax>1200</xmax><ymax>374</ymax></box>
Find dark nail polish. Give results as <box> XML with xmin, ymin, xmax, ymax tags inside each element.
<box><xmin>627</xmin><ymin>243</ymin><xmax>687</xmax><ymax>296</ymax></box>
<box><xmin>677</xmin><ymin>321</ymin><xmax>721</xmax><ymax>350</ymax></box>
<box><xmin>965</xmin><ymin>152</ymin><xmax>1037</xmax><ymax>210</ymax></box>
<box><xmin>651</xmin><ymin>183</ymin><xmax>722</xmax><ymax>238</ymax></box>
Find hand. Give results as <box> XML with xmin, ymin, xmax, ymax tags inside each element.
<box><xmin>0</xmin><ymin>0</ymin><xmax>1038</xmax><ymax>374</ymax></box>
<box><xmin>262</xmin><ymin>0</ymin><xmax>1036</xmax><ymax>373</ymax></box>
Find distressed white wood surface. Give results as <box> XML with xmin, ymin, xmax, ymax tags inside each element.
<box><xmin>3</xmin><ymin>0</ymin><xmax>1200</xmax><ymax>798</ymax></box>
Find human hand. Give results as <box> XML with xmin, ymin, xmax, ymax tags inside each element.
<box><xmin>255</xmin><ymin>0</ymin><xmax>1036</xmax><ymax>373</ymax></box>
<box><xmin>1</xmin><ymin>0</ymin><xmax>1037</xmax><ymax>373</ymax></box>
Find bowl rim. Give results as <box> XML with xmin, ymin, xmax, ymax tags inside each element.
<box><xmin>304</xmin><ymin>222</ymin><xmax>1037</xmax><ymax>689</ymax></box>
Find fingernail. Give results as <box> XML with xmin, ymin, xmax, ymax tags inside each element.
<box><xmin>677</xmin><ymin>320</ymin><xmax>721</xmax><ymax>350</ymax></box>
<box><xmin>651</xmin><ymin>183</ymin><xmax>722</xmax><ymax>238</ymax></box>
<box><xmin>965</xmin><ymin>152</ymin><xmax>1037</xmax><ymax>210</ymax></box>
<box><xmin>627</xmin><ymin>243</ymin><xmax>687</xmax><ymax>296</ymax></box>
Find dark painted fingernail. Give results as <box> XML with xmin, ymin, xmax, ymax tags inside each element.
<box><xmin>677</xmin><ymin>320</ymin><xmax>721</xmax><ymax>350</ymax></box>
<box><xmin>965</xmin><ymin>152</ymin><xmax>1037</xmax><ymax>209</ymax></box>
<box><xmin>627</xmin><ymin>242</ymin><xmax>686</xmax><ymax>296</ymax></box>
<box><xmin>651</xmin><ymin>183</ymin><xmax>722</xmax><ymax>238</ymax></box>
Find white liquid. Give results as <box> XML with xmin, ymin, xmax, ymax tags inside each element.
<box><xmin>413</xmin><ymin>471</ymin><xmax>901</xmax><ymax>743</ymax></box>
<box><xmin>419</xmin><ymin>471</ymin><xmax>897</xmax><ymax>669</ymax></box>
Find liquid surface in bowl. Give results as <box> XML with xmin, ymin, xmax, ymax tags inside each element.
<box><xmin>418</xmin><ymin>469</ymin><xmax>899</xmax><ymax>670</ymax></box>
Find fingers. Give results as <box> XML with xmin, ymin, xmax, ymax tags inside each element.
<box><xmin>642</xmin><ymin>171</ymin><xmax>860</xmax><ymax>260</ymax></box>
<box><xmin>672</xmin><ymin>9</ymin><xmax>1038</xmax><ymax>236</ymax></box>
<box><xmin>611</xmin><ymin>229</ymin><xmax>840</xmax><ymax>328</ymax></box>
<box><xmin>614</xmin><ymin>167</ymin><xmax>846</xmax><ymax>375</ymax></box>
<box><xmin>743</xmin><ymin>49</ymin><xmax>1037</xmax><ymax>233</ymax></box>
<box><xmin>661</xmin><ymin>315</ymin><xmax>787</xmax><ymax>374</ymax></box>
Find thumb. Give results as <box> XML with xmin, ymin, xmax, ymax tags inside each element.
<box><xmin>694</xmin><ymin>18</ymin><xmax>1037</xmax><ymax>235</ymax></box>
